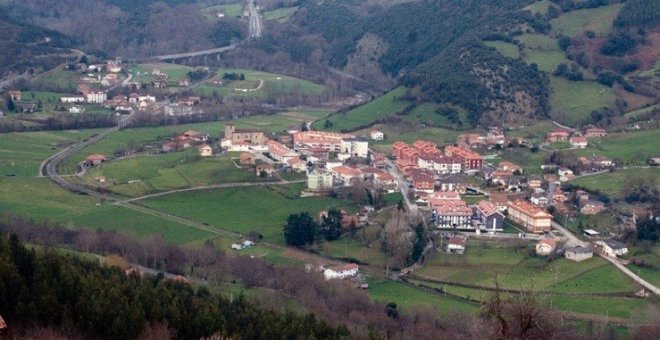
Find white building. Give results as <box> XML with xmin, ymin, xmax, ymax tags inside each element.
<box><xmin>370</xmin><ymin>130</ymin><xmax>384</xmax><ymax>141</ymax></box>
<box><xmin>68</xmin><ymin>106</ymin><xmax>85</xmax><ymax>113</ymax></box>
<box><xmin>565</xmin><ymin>246</ymin><xmax>593</xmax><ymax>262</ymax></box>
<box><xmin>323</xmin><ymin>263</ymin><xmax>359</xmax><ymax>280</ymax></box>
<box><xmin>340</xmin><ymin>138</ymin><xmax>369</xmax><ymax>158</ymax></box>
<box><xmin>86</xmin><ymin>91</ymin><xmax>107</xmax><ymax>104</ymax></box>
<box><xmin>599</xmin><ymin>239</ymin><xmax>628</xmax><ymax>257</ymax></box>
<box><xmin>307</xmin><ymin>170</ymin><xmax>334</xmax><ymax>191</ymax></box>
<box><xmin>535</xmin><ymin>238</ymin><xmax>556</xmax><ymax>256</ymax></box>
<box><xmin>60</xmin><ymin>95</ymin><xmax>86</xmax><ymax>103</ymax></box>
<box><xmin>445</xmin><ymin>236</ymin><xmax>466</xmax><ymax>254</ymax></box>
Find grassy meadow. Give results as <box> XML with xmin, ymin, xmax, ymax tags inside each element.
<box><xmin>573</xmin><ymin>129</ymin><xmax>660</xmax><ymax>165</ymax></box>
<box><xmin>550</xmin><ymin>3</ymin><xmax>624</xmax><ymax>37</ymax></box>
<box><xmin>484</xmin><ymin>41</ymin><xmax>521</xmax><ymax>59</ymax></box>
<box><xmin>264</xmin><ymin>6</ymin><xmax>299</xmax><ymax>22</ymax></box>
<box><xmin>571</xmin><ymin>168</ymin><xmax>659</xmax><ymax>198</ymax></box>
<box><xmin>549</xmin><ymin>76</ymin><xmax>614</xmax><ymax>126</ymax></box>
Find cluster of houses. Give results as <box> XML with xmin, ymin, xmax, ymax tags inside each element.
<box><xmin>545</xmin><ymin>126</ymin><xmax>607</xmax><ymax>148</ymax></box>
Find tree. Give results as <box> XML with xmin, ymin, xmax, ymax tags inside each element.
<box><xmin>320</xmin><ymin>208</ymin><xmax>343</xmax><ymax>241</ymax></box>
<box><xmin>636</xmin><ymin>217</ymin><xmax>659</xmax><ymax>243</ymax></box>
<box><xmin>411</xmin><ymin>223</ymin><xmax>426</xmax><ymax>263</ymax></box>
<box><xmin>283</xmin><ymin>212</ymin><xmax>317</xmax><ymax>246</ymax></box>
<box><xmin>6</xmin><ymin>97</ymin><xmax>15</xmax><ymax>112</ymax></box>
<box><xmin>323</xmin><ymin>119</ymin><xmax>333</xmax><ymax>129</ymax></box>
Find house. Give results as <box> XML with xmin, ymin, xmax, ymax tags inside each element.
<box><xmin>255</xmin><ymin>164</ymin><xmax>275</xmax><ymax>177</ymax></box>
<box><xmin>412</xmin><ymin>173</ymin><xmax>435</xmax><ymax>194</ymax></box>
<box><xmin>332</xmin><ymin>166</ymin><xmax>362</xmax><ymax>186</ymax></box>
<box><xmin>198</xmin><ymin>144</ymin><xmax>213</xmax><ymax>157</ymax></box>
<box><xmin>323</xmin><ymin>263</ymin><xmax>359</xmax><ymax>280</ymax></box>
<box><xmin>439</xmin><ymin>174</ymin><xmax>468</xmax><ymax>193</ymax></box>
<box><xmin>584</xmin><ymin>127</ymin><xmax>607</xmax><ymax>138</ymax></box>
<box><xmin>497</xmin><ymin>161</ymin><xmax>522</xmax><ymax>174</ymax></box>
<box><xmin>84</xmin><ymin>154</ymin><xmax>108</xmax><ymax>167</ymax></box>
<box><xmin>374</xmin><ymin>172</ymin><xmax>398</xmax><ymax>192</ymax></box>
<box><xmin>268</xmin><ymin>140</ymin><xmax>299</xmax><ymax>163</ymax></box>
<box><xmin>527</xmin><ymin>175</ymin><xmax>543</xmax><ymax>189</ymax></box>
<box><xmin>431</xmin><ymin>199</ymin><xmax>472</xmax><ymax>229</ymax></box>
<box><xmin>445</xmin><ymin>236</ymin><xmax>466</xmax><ymax>254</ymax></box>
<box><xmin>473</xmin><ymin>200</ymin><xmax>504</xmax><ymax>232</ymax></box>
<box><xmin>293</xmin><ymin>131</ymin><xmax>354</xmax><ymax>153</ymax></box>
<box><xmin>530</xmin><ymin>194</ymin><xmax>549</xmax><ymax>207</ymax></box>
<box><xmin>599</xmin><ymin>239</ymin><xmax>628</xmax><ymax>257</ymax></box>
<box><xmin>581</xmin><ymin>200</ymin><xmax>605</xmax><ymax>215</ymax></box>
<box><xmin>8</xmin><ymin>90</ymin><xmax>21</xmax><ymax>101</ymax></box>
<box><xmin>287</xmin><ymin>157</ymin><xmax>307</xmax><ymax>173</ymax></box>
<box><xmin>392</xmin><ymin>141</ymin><xmax>408</xmax><ymax>158</ymax></box>
<box><xmin>535</xmin><ymin>238</ymin><xmax>556</xmax><ymax>256</ymax></box>
<box><xmin>418</xmin><ymin>155</ymin><xmax>462</xmax><ymax>174</ymax></box>
<box><xmin>506</xmin><ymin>199</ymin><xmax>553</xmax><ymax>233</ymax></box>
<box><xmin>591</xmin><ymin>156</ymin><xmax>614</xmax><ymax>168</ymax></box>
<box><xmin>546</xmin><ymin>130</ymin><xmax>570</xmax><ymax>143</ymax></box>
<box><xmin>557</xmin><ymin>167</ymin><xmax>574</xmax><ymax>177</ymax></box>
<box><xmin>570</xmin><ymin>136</ymin><xmax>588</xmax><ymax>148</ymax></box>
<box><xmin>490</xmin><ymin>193</ymin><xmax>510</xmax><ymax>211</ymax></box>
<box><xmin>370</xmin><ymin>130</ymin><xmax>384</xmax><ymax>141</ymax></box>
<box><xmin>86</xmin><ymin>91</ymin><xmax>107</xmax><ymax>104</ymax></box>
<box><xmin>307</xmin><ymin>170</ymin><xmax>334</xmax><ymax>191</ymax></box>
<box><xmin>565</xmin><ymin>246</ymin><xmax>593</xmax><ymax>262</ymax></box>
<box><xmin>223</xmin><ymin>124</ymin><xmax>266</xmax><ymax>146</ymax></box>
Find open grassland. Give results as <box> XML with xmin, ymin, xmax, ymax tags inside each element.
<box><xmin>316</xmin><ymin>87</ymin><xmax>412</xmax><ymax>132</ymax></box>
<box><xmin>0</xmin><ymin>129</ymin><xmax>100</xmax><ymax>177</ymax></box>
<box><xmin>367</xmin><ymin>280</ymin><xmax>478</xmax><ymax>314</ymax></box>
<box><xmin>484</xmin><ymin>41</ymin><xmax>521</xmax><ymax>59</ymax></box>
<box><xmin>0</xmin><ymin>177</ymin><xmax>215</xmax><ymax>244</ymax></box>
<box><xmin>550</xmin><ymin>3</ymin><xmax>624</xmax><ymax>37</ymax></box>
<box><xmin>317</xmin><ymin>236</ymin><xmax>390</xmax><ymax>268</ymax></box>
<box><xmin>201</xmin><ymin>3</ymin><xmax>243</xmax><ymax>20</ymax></box>
<box><xmin>264</xmin><ymin>6</ymin><xmax>298</xmax><ymax>22</ymax></box>
<box><xmin>192</xmin><ymin>67</ymin><xmax>326</xmax><ymax>99</ymax></box>
<box><xmin>571</xmin><ymin>168</ymin><xmax>659</xmax><ymax>198</ymax></box>
<box><xmin>81</xmin><ymin>151</ymin><xmax>268</xmax><ymax>197</ymax></box>
<box><xmin>522</xmin><ymin>0</ymin><xmax>554</xmax><ymax>15</ymax></box>
<box><xmin>128</xmin><ymin>63</ymin><xmax>194</xmax><ymax>84</ymax></box>
<box><xmin>573</xmin><ymin>129</ymin><xmax>660</xmax><ymax>165</ymax></box>
<box><xmin>625</xmin><ymin>102</ymin><xmax>660</xmax><ymax>118</ymax></box>
<box><xmin>496</xmin><ymin>149</ymin><xmax>548</xmax><ymax>175</ymax></box>
<box><xmin>29</xmin><ymin>67</ymin><xmax>80</xmax><ymax>93</ymax></box>
<box><xmin>505</xmin><ymin>120</ymin><xmax>556</xmax><ymax>141</ymax></box>
<box><xmin>549</xmin><ymin>76</ymin><xmax>614</xmax><ymax>126</ymax></box>
<box><xmin>546</xmin><ymin>264</ymin><xmax>636</xmax><ymax>294</ymax></box>
<box><xmin>416</xmin><ymin>240</ymin><xmax>634</xmax><ymax>293</ymax></box>
<box><xmin>141</xmin><ymin>183</ymin><xmax>359</xmax><ymax>243</ymax></box>
<box><xmin>516</xmin><ymin>34</ymin><xmax>572</xmax><ymax>72</ymax></box>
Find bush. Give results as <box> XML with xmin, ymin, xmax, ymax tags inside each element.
<box><xmin>600</xmin><ymin>32</ymin><xmax>638</xmax><ymax>56</ymax></box>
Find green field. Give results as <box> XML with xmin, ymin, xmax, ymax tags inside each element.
<box><xmin>0</xmin><ymin>177</ymin><xmax>215</xmax><ymax>244</ymax></box>
<box><xmin>484</xmin><ymin>40</ymin><xmax>520</xmax><ymax>59</ymax></box>
<box><xmin>316</xmin><ymin>87</ymin><xmax>412</xmax><ymax>132</ymax></box>
<box><xmin>550</xmin><ymin>3</ymin><xmax>624</xmax><ymax>37</ymax></box>
<box><xmin>0</xmin><ymin>129</ymin><xmax>100</xmax><ymax>177</ymax></box>
<box><xmin>573</xmin><ymin>129</ymin><xmax>660</xmax><ymax>165</ymax></box>
<box><xmin>496</xmin><ymin>149</ymin><xmax>548</xmax><ymax>175</ymax></box>
<box><xmin>571</xmin><ymin>168</ymin><xmax>659</xmax><ymax>198</ymax></box>
<box><xmin>522</xmin><ymin>0</ymin><xmax>555</xmax><ymax>15</ymax></box>
<box><xmin>201</xmin><ymin>3</ymin><xmax>243</xmax><ymax>20</ymax></box>
<box><xmin>547</xmin><ymin>264</ymin><xmax>636</xmax><ymax>294</ymax></box>
<box><xmin>317</xmin><ymin>237</ymin><xmax>390</xmax><ymax>268</ymax></box>
<box><xmin>367</xmin><ymin>280</ymin><xmax>478</xmax><ymax>314</ymax></box>
<box><xmin>264</xmin><ymin>6</ymin><xmax>298</xmax><ymax>22</ymax></box>
<box><xmin>29</xmin><ymin>67</ymin><xmax>80</xmax><ymax>93</ymax></box>
<box><xmin>128</xmin><ymin>63</ymin><xmax>194</xmax><ymax>84</ymax></box>
<box><xmin>401</xmin><ymin>102</ymin><xmax>470</xmax><ymax>128</ymax></box>
<box><xmin>141</xmin><ymin>183</ymin><xmax>359</xmax><ymax>243</ymax></box>
<box><xmin>549</xmin><ymin>76</ymin><xmax>614</xmax><ymax>126</ymax></box>
<box><xmin>192</xmin><ymin>68</ymin><xmax>326</xmax><ymax>100</ymax></box>
<box><xmin>517</xmin><ymin>33</ymin><xmax>572</xmax><ymax>72</ymax></box>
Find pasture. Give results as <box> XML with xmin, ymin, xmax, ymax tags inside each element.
<box><xmin>484</xmin><ymin>41</ymin><xmax>520</xmax><ymax>59</ymax></box>
<box><xmin>549</xmin><ymin>76</ymin><xmax>614</xmax><ymax>126</ymax></box>
<box><xmin>522</xmin><ymin>0</ymin><xmax>554</xmax><ymax>15</ymax></box>
<box><xmin>573</xmin><ymin>129</ymin><xmax>660</xmax><ymax>165</ymax></box>
<box><xmin>128</xmin><ymin>63</ymin><xmax>195</xmax><ymax>84</ymax></box>
<box><xmin>550</xmin><ymin>3</ymin><xmax>624</xmax><ymax>37</ymax></box>
<box><xmin>367</xmin><ymin>280</ymin><xmax>478</xmax><ymax>314</ymax></box>
<box><xmin>264</xmin><ymin>6</ymin><xmax>298</xmax><ymax>22</ymax></box>
<box><xmin>0</xmin><ymin>177</ymin><xmax>215</xmax><ymax>244</ymax></box>
<box><xmin>141</xmin><ymin>183</ymin><xmax>360</xmax><ymax>243</ymax></box>
<box><xmin>317</xmin><ymin>237</ymin><xmax>391</xmax><ymax>268</ymax></box>
<box><xmin>571</xmin><ymin>168</ymin><xmax>659</xmax><ymax>198</ymax></box>
<box><xmin>29</xmin><ymin>67</ymin><xmax>80</xmax><ymax>93</ymax></box>
<box><xmin>317</xmin><ymin>86</ymin><xmax>412</xmax><ymax>132</ymax></box>
<box><xmin>201</xmin><ymin>3</ymin><xmax>243</xmax><ymax>20</ymax></box>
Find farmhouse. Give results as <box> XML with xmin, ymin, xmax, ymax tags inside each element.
<box><xmin>198</xmin><ymin>144</ymin><xmax>213</xmax><ymax>157</ymax></box>
<box><xmin>445</xmin><ymin>236</ymin><xmax>466</xmax><ymax>254</ymax></box>
<box><xmin>565</xmin><ymin>246</ymin><xmax>593</xmax><ymax>262</ymax></box>
<box><xmin>546</xmin><ymin>129</ymin><xmax>570</xmax><ymax>143</ymax></box>
<box><xmin>222</xmin><ymin>123</ymin><xmax>266</xmax><ymax>147</ymax></box>
<box><xmin>370</xmin><ymin>130</ymin><xmax>384</xmax><ymax>140</ymax></box>
<box><xmin>535</xmin><ymin>238</ymin><xmax>556</xmax><ymax>256</ymax></box>
<box><xmin>599</xmin><ymin>239</ymin><xmax>628</xmax><ymax>257</ymax></box>
<box><xmin>473</xmin><ymin>200</ymin><xmax>504</xmax><ymax>232</ymax></box>
<box><xmin>84</xmin><ymin>154</ymin><xmax>108</xmax><ymax>167</ymax></box>
<box><xmin>580</xmin><ymin>200</ymin><xmax>605</xmax><ymax>215</ymax></box>
<box><xmin>569</xmin><ymin>136</ymin><xmax>588</xmax><ymax>148</ymax></box>
<box><xmin>584</xmin><ymin>127</ymin><xmax>607</xmax><ymax>138</ymax></box>
<box><xmin>323</xmin><ymin>263</ymin><xmax>359</xmax><ymax>280</ymax></box>
<box><xmin>506</xmin><ymin>199</ymin><xmax>552</xmax><ymax>233</ymax></box>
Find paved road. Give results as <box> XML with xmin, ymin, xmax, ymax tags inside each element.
<box><xmin>551</xmin><ymin>221</ymin><xmax>588</xmax><ymax>248</ymax></box>
<box><xmin>247</xmin><ymin>0</ymin><xmax>262</xmax><ymax>39</ymax></box>
<box><xmin>383</xmin><ymin>157</ymin><xmax>417</xmax><ymax>213</ymax></box>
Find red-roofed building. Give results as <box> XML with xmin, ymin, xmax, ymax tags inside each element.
<box><xmin>446</xmin><ymin>236</ymin><xmax>466</xmax><ymax>254</ymax></box>
<box><xmin>584</xmin><ymin>127</ymin><xmax>607</xmax><ymax>138</ymax></box>
<box><xmin>293</xmin><ymin>131</ymin><xmax>354</xmax><ymax>153</ymax></box>
<box><xmin>400</xmin><ymin>147</ymin><xmax>421</xmax><ymax>163</ymax></box>
<box><xmin>535</xmin><ymin>237</ymin><xmax>557</xmax><ymax>256</ymax></box>
<box><xmin>474</xmin><ymin>200</ymin><xmax>504</xmax><ymax>231</ymax></box>
<box><xmin>570</xmin><ymin>136</ymin><xmax>588</xmax><ymax>148</ymax></box>
<box><xmin>444</xmin><ymin>145</ymin><xmax>483</xmax><ymax>170</ymax></box>
<box><xmin>392</xmin><ymin>141</ymin><xmax>408</xmax><ymax>158</ymax></box>
<box><xmin>546</xmin><ymin>130</ymin><xmax>570</xmax><ymax>143</ymax></box>
<box><xmin>332</xmin><ymin>166</ymin><xmax>362</xmax><ymax>185</ymax></box>
<box><xmin>268</xmin><ymin>140</ymin><xmax>299</xmax><ymax>162</ymax></box>
<box><xmin>84</xmin><ymin>154</ymin><xmax>107</xmax><ymax>167</ymax></box>
<box><xmin>431</xmin><ymin>199</ymin><xmax>472</xmax><ymax>229</ymax></box>
<box><xmin>287</xmin><ymin>157</ymin><xmax>307</xmax><ymax>172</ymax></box>
<box><xmin>507</xmin><ymin>199</ymin><xmax>552</xmax><ymax>233</ymax></box>
<box><xmin>412</xmin><ymin>173</ymin><xmax>435</xmax><ymax>194</ymax></box>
